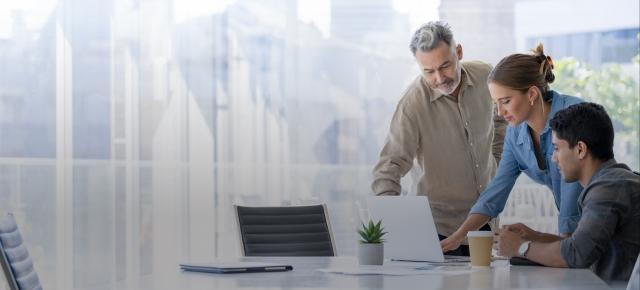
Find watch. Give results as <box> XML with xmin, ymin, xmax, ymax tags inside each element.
<box><xmin>518</xmin><ymin>241</ymin><xmax>531</xmax><ymax>257</ymax></box>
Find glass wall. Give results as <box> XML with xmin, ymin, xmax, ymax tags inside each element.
<box><xmin>0</xmin><ymin>0</ymin><xmax>637</xmax><ymax>288</ymax></box>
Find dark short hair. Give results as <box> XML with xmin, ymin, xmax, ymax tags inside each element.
<box><xmin>550</xmin><ymin>102</ymin><xmax>614</xmax><ymax>160</ymax></box>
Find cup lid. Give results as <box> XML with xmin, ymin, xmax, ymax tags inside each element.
<box><xmin>467</xmin><ymin>231</ymin><xmax>493</xmax><ymax>237</ymax></box>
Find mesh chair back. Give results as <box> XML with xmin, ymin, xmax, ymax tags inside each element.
<box><xmin>235</xmin><ymin>205</ymin><xmax>336</xmax><ymax>256</ymax></box>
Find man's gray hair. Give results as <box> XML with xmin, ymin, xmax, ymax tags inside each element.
<box><xmin>409</xmin><ymin>21</ymin><xmax>456</xmax><ymax>56</ymax></box>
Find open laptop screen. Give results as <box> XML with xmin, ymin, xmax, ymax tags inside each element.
<box><xmin>367</xmin><ymin>196</ymin><xmax>446</xmax><ymax>262</ymax></box>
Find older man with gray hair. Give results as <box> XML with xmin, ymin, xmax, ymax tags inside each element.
<box><xmin>372</xmin><ymin>21</ymin><xmax>506</xmax><ymax>256</ymax></box>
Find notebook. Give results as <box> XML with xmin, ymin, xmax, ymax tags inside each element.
<box><xmin>180</xmin><ymin>262</ymin><xmax>293</xmax><ymax>274</ymax></box>
<box><xmin>509</xmin><ymin>256</ymin><xmax>543</xmax><ymax>266</ymax></box>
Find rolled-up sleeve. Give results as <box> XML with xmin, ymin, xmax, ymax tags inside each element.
<box><xmin>557</xmin><ymin>181</ymin><xmax>583</xmax><ymax>234</ymax></box>
<box><xmin>492</xmin><ymin>105</ymin><xmax>507</xmax><ymax>166</ymax></box>
<box><xmin>469</xmin><ymin>128</ymin><xmax>521</xmax><ymax>217</ymax></box>
<box><xmin>371</xmin><ymin>102</ymin><xmax>420</xmax><ymax>196</ymax></box>
<box><xmin>560</xmin><ymin>182</ymin><xmax>627</xmax><ymax>268</ymax></box>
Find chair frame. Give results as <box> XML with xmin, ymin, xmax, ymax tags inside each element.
<box><xmin>0</xmin><ymin>235</ymin><xmax>19</xmax><ymax>290</ymax></box>
<box><xmin>234</xmin><ymin>204</ymin><xmax>337</xmax><ymax>256</ymax></box>
<box><xmin>628</xmin><ymin>254</ymin><xmax>640</xmax><ymax>290</ymax></box>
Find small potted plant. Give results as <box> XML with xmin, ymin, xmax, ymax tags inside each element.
<box><xmin>357</xmin><ymin>219</ymin><xmax>386</xmax><ymax>265</ymax></box>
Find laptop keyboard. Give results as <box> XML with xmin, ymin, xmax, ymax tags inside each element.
<box><xmin>443</xmin><ymin>255</ymin><xmax>471</xmax><ymax>262</ymax></box>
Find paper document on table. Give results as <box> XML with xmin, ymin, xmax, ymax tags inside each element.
<box><xmin>414</xmin><ymin>264</ymin><xmax>474</xmax><ymax>275</ymax></box>
<box><xmin>317</xmin><ymin>264</ymin><xmax>473</xmax><ymax>276</ymax></box>
<box><xmin>386</xmin><ymin>260</ymin><xmax>473</xmax><ymax>271</ymax></box>
<box><xmin>317</xmin><ymin>265</ymin><xmax>427</xmax><ymax>276</ymax></box>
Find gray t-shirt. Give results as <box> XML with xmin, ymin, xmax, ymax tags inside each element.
<box><xmin>560</xmin><ymin>159</ymin><xmax>640</xmax><ymax>282</ymax></box>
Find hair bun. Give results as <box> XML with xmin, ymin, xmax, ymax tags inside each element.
<box><xmin>532</xmin><ymin>42</ymin><xmax>555</xmax><ymax>84</ymax></box>
<box><xmin>532</xmin><ymin>43</ymin><xmax>545</xmax><ymax>57</ymax></box>
<box><xmin>545</xmin><ymin>70</ymin><xmax>555</xmax><ymax>84</ymax></box>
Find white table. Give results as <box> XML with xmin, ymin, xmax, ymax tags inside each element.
<box><xmin>79</xmin><ymin>256</ymin><xmax>613</xmax><ymax>290</ymax></box>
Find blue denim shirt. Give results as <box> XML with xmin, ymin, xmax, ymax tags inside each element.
<box><xmin>469</xmin><ymin>91</ymin><xmax>583</xmax><ymax>234</ymax></box>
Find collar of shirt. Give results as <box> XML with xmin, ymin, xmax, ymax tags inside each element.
<box><xmin>587</xmin><ymin>158</ymin><xmax>624</xmax><ymax>185</ymax></box>
<box><xmin>427</xmin><ymin>64</ymin><xmax>474</xmax><ymax>103</ymax></box>
<box><xmin>578</xmin><ymin>158</ymin><xmax>619</xmax><ymax>205</ymax></box>
<box><xmin>516</xmin><ymin>90</ymin><xmax>562</xmax><ymax>145</ymax></box>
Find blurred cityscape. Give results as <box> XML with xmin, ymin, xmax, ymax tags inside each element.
<box><xmin>0</xmin><ymin>0</ymin><xmax>638</xmax><ymax>289</ymax></box>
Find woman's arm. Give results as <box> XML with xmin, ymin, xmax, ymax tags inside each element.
<box><xmin>442</xmin><ymin>128</ymin><xmax>522</xmax><ymax>252</ymax></box>
<box><xmin>441</xmin><ymin>214</ymin><xmax>491</xmax><ymax>252</ymax></box>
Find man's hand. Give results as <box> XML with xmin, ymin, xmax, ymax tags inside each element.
<box><xmin>503</xmin><ymin>222</ymin><xmax>539</xmax><ymax>241</ymax></box>
<box><xmin>505</xmin><ymin>223</ymin><xmax>565</xmax><ymax>243</ymax></box>
<box><xmin>440</xmin><ymin>232</ymin><xmax>464</xmax><ymax>253</ymax></box>
<box><xmin>494</xmin><ymin>227</ymin><xmax>524</xmax><ymax>257</ymax></box>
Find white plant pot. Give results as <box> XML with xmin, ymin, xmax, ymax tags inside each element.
<box><xmin>358</xmin><ymin>243</ymin><xmax>384</xmax><ymax>265</ymax></box>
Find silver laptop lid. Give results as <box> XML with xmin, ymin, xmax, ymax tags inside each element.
<box><xmin>367</xmin><ymin>196</ymin><xmax>445</xmax><ymax>262</ymax></box>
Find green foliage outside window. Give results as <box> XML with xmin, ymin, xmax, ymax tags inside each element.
<box><xmin>552</xmin><ymin>52</ymin><xmax>640</xmax><ymax>169</ymax></box>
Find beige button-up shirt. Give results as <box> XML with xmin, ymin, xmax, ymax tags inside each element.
<box><xmin>372</xmin><ymin>61</ymin><xmax>506</xmax><ymax>237</ymax></box>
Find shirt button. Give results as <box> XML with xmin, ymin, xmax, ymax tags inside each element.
<box><xmin>470</xmin><ymin>142</ymin><xmax>473</xmax><ymax>146</ymax></box>
<box><xmin>475</xmin><ymin>164</ymin><xmax>479</xmax><ymax>168</ymax></box>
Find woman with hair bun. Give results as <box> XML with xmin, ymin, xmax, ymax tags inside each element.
<box><xmin>441</xmin><ymin>44</ymin><xmax>585</xmax><ymax>253</ymax></box>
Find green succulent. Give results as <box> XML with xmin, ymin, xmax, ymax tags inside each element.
<box><xmin>357</xmin><ymin>219</ymin><xmax>387</xmax><ymax>244</ymax></box>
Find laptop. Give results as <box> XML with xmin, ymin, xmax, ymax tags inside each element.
<box><xmin>367</xmin><ymin>196</ymin><xmax>470</xmax><ymax>263</ymax></box>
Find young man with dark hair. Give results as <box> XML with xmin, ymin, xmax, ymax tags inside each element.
<box><xmin>495</xmin><ymin>102</ymin><xmax>640</xmax><ymax>282</ymax></box>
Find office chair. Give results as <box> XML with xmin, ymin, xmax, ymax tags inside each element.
<box><xmin>0</xmin><ymin>213</ymin><xmax>42</xmax><ymax>290</ymax></box>
<box><xmin>234</xmin><ymin>204</ymin><xmax>336</xmax><ymax>256</ymax></box>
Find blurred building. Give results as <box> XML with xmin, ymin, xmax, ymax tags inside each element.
<box><xmin>515</xmin><ymin>0</ymin><xmax>640</xmax><ymax>67</ymax></box>
<box><xmin>330</xmin><ymin>0</ymin><xmax>411</xmax><ymax>57</ymax></box>
<box><xmin>439</xmin><ymin>0</ymin><xmax>517</xmax><ymax>65</ymax></box>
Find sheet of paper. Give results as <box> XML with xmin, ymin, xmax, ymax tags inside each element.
<box><xmin>391</xmin><ymin>260</ymin><xmax>501</xmax><ymax>274</ymax></box>
<box><xmin>317</xmin><ymin>264</ymin><xmax>474</xmax><ymax>276</ymax></box>
<box><xmin>414</xmin><ymin>264</ymin><xmax>475</xmax><ymax>275</ymax></box>
<box><xmin>317</xmin><ymin>265</ymin><xmax>428</xmax><ymax>276</ymax></box>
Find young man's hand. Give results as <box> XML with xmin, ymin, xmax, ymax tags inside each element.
<box><xmin>495</xmin><ymin>226</ymin><xmax>524</xmax><ymax>257</ymax></box>
<box><xmin>503</xmin><ymin>222</ymin><xmax>539</xmax><ymax>241</ymax></box>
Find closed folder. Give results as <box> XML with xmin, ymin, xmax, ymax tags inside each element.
<box><xmin>179</xmin><ymin>262</ymin><xmax>293</xmax><ymax>274</ymax></box>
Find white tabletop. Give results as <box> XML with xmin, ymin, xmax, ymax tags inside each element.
<box><xmin>80</xmin><ymin>256</ymin><xmax>613</xmax><ymax>290</ymax></box>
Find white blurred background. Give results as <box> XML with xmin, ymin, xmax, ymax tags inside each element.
<box><xmin>0</xmin><ymin>0</ymin><xmax>638</xmax><ymax>289</ymax></box>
